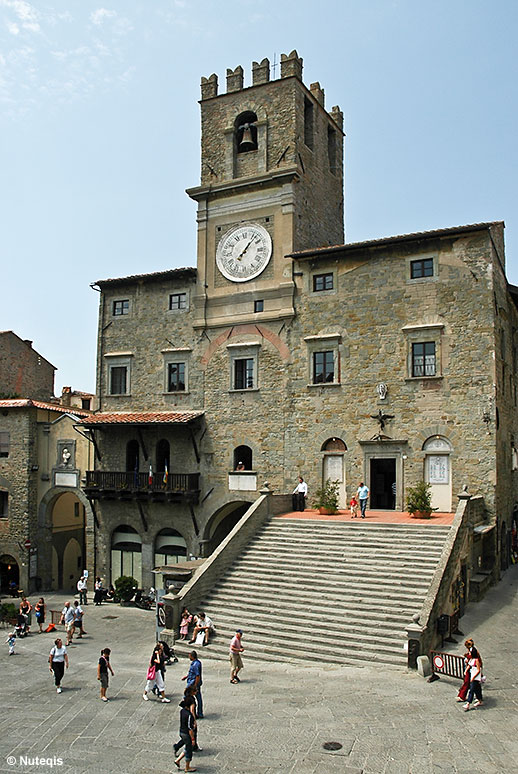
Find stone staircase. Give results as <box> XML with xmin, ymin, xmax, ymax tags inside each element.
<box><xmin>174</xmin><ymin>518</ymin><xmax>451</xmax><ymax>668</ymax></box>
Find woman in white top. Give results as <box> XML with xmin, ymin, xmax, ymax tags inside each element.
<box><xmin>49</xmin><ymin>638</ymin><xmax>69</xmax><ymax>694</ymax></box>
<box><xmin>463</xmin><ymin>646</ymin><xmax>483</xmax><ymax>711</ymax></box>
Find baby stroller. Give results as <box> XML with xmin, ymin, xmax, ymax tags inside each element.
<box><xmin>15</xmin><ymin>614</ymin><xmax>29</xmax><ymax>638</ymax></box>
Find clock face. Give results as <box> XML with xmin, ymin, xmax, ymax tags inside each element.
<box><xmin>216</xmin><ymin>223</ymin><xmax>272</xmax><ymax>282</ymax></box>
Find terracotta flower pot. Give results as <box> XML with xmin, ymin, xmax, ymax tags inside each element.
<box><xmin>410</xmin><ymin>510</ymin><xmax>432</xmax><ymax>519</ymax></box>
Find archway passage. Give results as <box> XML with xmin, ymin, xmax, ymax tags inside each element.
<box><xmin>51</xmin><ymin>492</ymin><xmax>86</xmax><ymax>590</ymax></box>
<box><xmin>233</xmin><ymin>445</ymin><xmax>252</xmax><ymax>470</ymax></box>
<box><xmin>203</xmin><ymin>501</ymin><xmax>252</xmax><ymax>556</ymax></box>
<box><xmin>0</xmin><ymin>554</ymin><xmax>19</xmax><ymax>595</ymax></box>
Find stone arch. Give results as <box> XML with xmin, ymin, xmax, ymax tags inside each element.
<box><xmin>0</xmin><ymin>553</ymin><xmax>19</xmax><ymax>594</ymax></box>
<box><xmin>235</xmin><ymin>110</ymin><xmax>258</xmax><ymax>153</ymax></box>
<box><xmin>38</xmin><ymin>486</ymin><xmax>95</xmax><ymax>590</ymax></box>
<box><xmin>201</xmin><ymin>499</ymin><xmax>252</xmax><ymax>556</ymax></box>
<box><xmin>321</xmin><ymin>437</ymin><xmax>347</xmax><ymax>452</ymax></box>
<box><xmin>422</xmin><ymin>433</ymin><xmax>454</xmax><ymax>512</ymax></box>
<box><xmin>200</xmin><ymin>324</ymin><xmax>290</xmax><ymax>370</ymax></box>
<box><xmin>154</xmin><ymin>527</ymin><xmax>187</xmax><ymax>566</ymax></box>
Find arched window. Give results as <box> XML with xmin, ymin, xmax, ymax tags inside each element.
<box><xmin>321</xmin><ymin>437</ymin><xmax>347</xmax><ymax>452</ymax></box>
<box><xmin>156</xmin><ymin>439</ymin><xmax>170</xmax><ymax>473</ymax></box>
<box><xmin>235</xmin><ymin>111</ymin><xmax>258</xmax><ymax>153</ymax></box>
<box><xmin>154</xmin><ymin>528</ymin><xmax>187</xmax><ymax>566</ymax></box>
<box><xmin>126</xmin><ymin>440</ymin><xmax>139</xmax><ymax>472</ymax></box>
<box><xmin>233</xmin><ymin>445</ymin><xmax>253</xmax><ymax>470</ymax></box>
<box><xmin>111</xmin><ymin>525</ymin><xmax>142</xmax><ymax>584</ymax></box>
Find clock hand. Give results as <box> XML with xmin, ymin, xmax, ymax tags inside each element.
<box><xmin>237</xmin><ymin>239</ymin><xmax>254</xmax><ymax>260</ymax></box>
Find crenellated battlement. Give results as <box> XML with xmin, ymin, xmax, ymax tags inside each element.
<box><xmin>200</xmin><ymin>50</ymin><xmax>307</xmax><ymax>100</ymax></box>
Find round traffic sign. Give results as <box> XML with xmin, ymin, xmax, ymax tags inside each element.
<box><xmin>24</xmin><ymin>539</ymin><xmax>31</xmax><ymax>549</ymax></box>
<box><xmin>433</xmin><ymin>654</ymin><xmax>444</xmax><ymax>670</ymax></box>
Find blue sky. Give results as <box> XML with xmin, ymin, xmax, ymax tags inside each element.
<box><xmin>1</xmin><ymin>0</ymin><xmax>517</xmax><ymax>393</ymax></box>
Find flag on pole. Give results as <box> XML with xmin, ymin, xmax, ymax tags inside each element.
<box><xmin>148</xmin><ymin>463</ymin><xmax>153</xmax><ymax>486</ymax></box>
<box><xmin>133</xmin><ymin>459</ymin><xmax>138</xmax><ymax>488</ymax></box>
<box><xmin>163</xmin><ymin>462</ymin><xmax>168</xmax><ymax>486</ymax></box>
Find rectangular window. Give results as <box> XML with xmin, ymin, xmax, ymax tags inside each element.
<box><xmin>109</xmin><ymin>366</ymin><xmax>128</xmax><ymax>395</ymax></box>
<box><xmin>169</xmin><ymin>293</ymin><xmax>187</xmax><ymax>311</ymax></box>
<box><xmin>313</xmin><ymin>351</ymin><xmax>335</xmax><ymax>383</ymax></box>
<box><xmin>313</xmin><ymin>273</ymin><xmax>334</xmax><ymax>292</ymax></box>
<box><xmin>410</xmin><ymin>259</ymin><xmax>434</xmax><ymax>279</ymax></box>
<box><xmin>81</xmin><ymin>398</ymin><xmax>91</xmax><ymax>410</ymax></box>
<box><xmin>113</xmin><ymin>300</ymin><xmax>129</xmax><ymax>316</ymax></box>
<box><xmin>0</xmin><ymin>431</ymin><xmax>9</xmax><ymax>458</ymax></box>
<box><xmin>167</xmin><ymin>362</ymin><xmax>186</xmax><ymax>392</ymax></box>
<box><xmin>234</xmin><ymin>358</ymin><xmax>254</xmax><ymax>390</ymax></box>
<box><xmin>304</xmin><ymin>97</ymin><xmax>314</xmax><ymax>149</ymax></box>
<box><xmin>254</xmin><ymin>300</ymin><xmax>264</xmax><ymax>313</ymax></box>
<box><xmin>0</xmin><ymin>491</ymin><xmax>7</xmax><ymax>518</ymax></box>
<box><xmin>412</xmin><ymin>342</ymin><xmax>436</xmax><ymax>377</ymax></box>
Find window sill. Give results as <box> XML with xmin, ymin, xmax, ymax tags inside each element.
<box><xmin>163</xmin><ymin>391</ymin><xmax>190</xmax><ymax>396</ymax></box>
<box><xmin>229</xmin><ymin>388</ymin><xmax>260</xmax><ymax>393</ymax></box>
<box><xmin>106</xmin><ymin>393</ymin><xmax>132</xmax><ymax>397</ymax></box>
<box><xmin>405</xmin><ymin>376</ymin><xmax>443</xmax><ymax>382</ymax></box>
<box><xmin>307</xmin><ymin>382</ymin><xmax>341</xmax><ymax>388</ymax></box>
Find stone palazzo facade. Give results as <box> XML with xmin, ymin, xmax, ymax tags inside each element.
<box><xmin>80</xmin><ymin>51</ymin><xmax>518</xmax><ymax>590</ymax></box>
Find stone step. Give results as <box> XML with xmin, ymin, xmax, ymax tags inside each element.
<box><xmin>216</xmin><ymin>571</ymin><xmax>432</xmax><ymax>595</ymax></box>
<box><xmin>236</xmin><ymin>556</ymin><xmax>438</xmax><ymax>579</ymax></box>
<box><xmin>173</xmin><ymin>628</ymin><xmax>407</xmax><ymax>666</ymax></box>
<box><xmin>264</xmin><ymin>522</ymin><xmax>450</xmax><ymax>538</ymax></box>
<box><xmin>173</xmin><ymin>637</ymin><xmax>406</xmax><ymax>668</ymax></box>
<box><xmin>244</xmin><ymin>539</ymin><xmax>444</xmax><ymax>556</ymax></box>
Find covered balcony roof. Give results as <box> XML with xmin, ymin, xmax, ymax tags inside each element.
<box><xmin>78</xmin><ymin>410</ymin><xmax>204</xmax><ymax>427</ymax></box>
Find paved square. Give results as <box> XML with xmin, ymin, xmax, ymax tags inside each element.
<box><xmin>1</xmin><ymin>565</ymin><xmax>517</xmax><ymax>773</ymax></box>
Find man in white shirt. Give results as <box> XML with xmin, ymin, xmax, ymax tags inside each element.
<box><xmin>357</xmin><ymin>482</ymin><xmax>369</xmax><ymax>519</ymax></box>
<box><xmin>292</xmin><ymin>476</ymin><xmax>308</xmax><ymax>511</ymax></box>
<box><xmin>189</xmin><ymin>611</ymin><xmax>214</xmax><ymax>646</ymax></box>
<box><xmin>77</xmin><ymin>576</ymin><xmax>88</xmax><ymax>605</ymax></box>
<box><xmin>60</xmin><ymin>602</ymin><xmax>75</xmax><ymax>645</ymax></box>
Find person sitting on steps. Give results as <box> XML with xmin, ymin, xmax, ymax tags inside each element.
<box><xmin>189</xmin><ymin>612</ymin><xmax>214</xmax><ymax>646</ymax></box>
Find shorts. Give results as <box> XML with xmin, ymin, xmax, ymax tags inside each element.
<box><xmin>66</xmin><ymin>622</ymin><xmax>74</xmax><ymax>632</ymax></box>
<box><xmin>230</xmin><ymin>652</ymin><xmax>243</xmax><ymax>670</ymax></box>
<box><xmin>100</xmin><ymin>673</ymin><xmax>109</xmax><ymax>689</ymax></box>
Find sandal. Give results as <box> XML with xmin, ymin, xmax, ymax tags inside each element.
<box><xmin>230</xmin><ymin>678</ymin><xmax>238</xmax><ymax>683</ymax></box>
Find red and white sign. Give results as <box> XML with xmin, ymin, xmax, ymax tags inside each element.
<box><xmin>24</xmin><ymin>539</ymin><xmax>31</xmax><ymax>549</ymax></box>
<box><xmin>433</xmin><ymin>654</ymin><xmax>445</xmax><ymax>671</ymax></box>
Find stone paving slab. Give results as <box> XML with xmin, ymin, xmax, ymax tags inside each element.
<box><xmin>0</xmin><ymin>563</ymin><xmax>517</xmax><ymax>773</ymax></box>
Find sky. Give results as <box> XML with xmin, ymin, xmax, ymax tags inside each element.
<box><xmin>1</xmin><ymin>0</ymin><xmax>517</xmax><ymax>394</ymax></box>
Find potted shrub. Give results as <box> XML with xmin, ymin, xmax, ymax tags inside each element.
<box><xmin>114</xmin><ymin>575</ymin><xmax>138</xmax><ymax>605</ymax></box>
<box><xmin>312</xmin><ymin>479</ymin><xmax>340</xmax><ymax>515</ymax></box>
<box><xmin>406</xmin><ymin>480</ymin><xmax>433</xmax><ymax>518</ymax></box>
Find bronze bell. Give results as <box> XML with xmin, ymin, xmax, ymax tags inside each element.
<box><xmin>239</xmin><ymin>123</ymin><xmax>255</xmax><ymax>151</ymax></box>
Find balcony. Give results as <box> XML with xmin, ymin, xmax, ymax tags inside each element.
<box><xmin>84</xmin><ymin>471</ymin><xmax>200</xmax><ymax>503</ymax></box>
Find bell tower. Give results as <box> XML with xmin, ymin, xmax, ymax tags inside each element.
<box><xmin>186</xmin><ymin>50</ymin><xmax>344</xmax><ymax>330</ymax></box>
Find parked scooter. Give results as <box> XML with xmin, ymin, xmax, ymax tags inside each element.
<box><xmin>134</xmin><ymin>587</ymin><xmax>156</xmax><ymax>610</ymax></box>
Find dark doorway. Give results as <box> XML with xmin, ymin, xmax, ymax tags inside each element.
<box><xmin>370</xmin><ymin>458</ymin><xmax>396</xmax><ymax>509</ymax></box>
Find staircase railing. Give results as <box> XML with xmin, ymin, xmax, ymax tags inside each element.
<box><xmin>160</xmin><ymin>489</ymin><xmax>292</xmax><ymax>642</ymax></box>
<box><xmin>406</xmin><ymin>492</ymin><xmax>483</xmax><ymax>668</ymax></box>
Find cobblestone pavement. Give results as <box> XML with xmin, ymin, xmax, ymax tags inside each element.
<box><xmin>1</xmin><ymin>564</ymin><xmax>517</xmax><ymax>774</ymax></box>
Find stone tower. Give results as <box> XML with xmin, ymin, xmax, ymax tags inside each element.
<box><xmin>186</xmin><ymin>50</ymin><xmax>344</xmax><ymax>330</ymax></box>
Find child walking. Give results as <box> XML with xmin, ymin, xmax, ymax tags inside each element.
<box><xmin>97</xmin><ymin>647</ymin><xmax>115</xmax><ymax>702</ymax></box>
<box><xmin>6</xmin><ymin>632</ymin><xmax>16</xmax><ymax>655</ymax></box>
<box><xmin>350</xmin><ymin>495</ymin><xmax>358</xmax><ymax>518</ymax></box>
<box><xmin>179</xmin><ymin>610</ymin><xmax>192</xmax><ymax>640</ymax></box>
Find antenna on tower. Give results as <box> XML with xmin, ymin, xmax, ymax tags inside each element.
<box><xmin>272</xmin><ymin>52</ymin><xmax>278</xmax><ymax>79</ymax></box>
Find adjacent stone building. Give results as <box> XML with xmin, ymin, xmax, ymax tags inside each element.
<box><xmin>80</xmin><ymin>51</ymin><xmax>518</xmax><ymax>590</ymax></box>
<box><xmin>0</xmin><ymin>337</ymin><xmax>94</xmax><ymax>594</ymax></box>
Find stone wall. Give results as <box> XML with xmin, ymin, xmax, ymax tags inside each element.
<box><xmin>0</xmin><ymin>332</ymin><xmax>55</xmax><ymax>400</ymax></box>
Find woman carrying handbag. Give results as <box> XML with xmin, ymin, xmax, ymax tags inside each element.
<box><xmin>143</xmin><ymin>642</ymin><xmax>170</xmax><ymax>702</ymax></box>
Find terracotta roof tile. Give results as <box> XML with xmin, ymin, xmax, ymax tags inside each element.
<box><xmin>78</xmin><ymin>410</ymin><xmax>204</xmax><ymax>426</ymax></box>
<box><xmin>0</xmin><ymin>399</ymin><xmax>90</xmax><ymax>416</ymax></box>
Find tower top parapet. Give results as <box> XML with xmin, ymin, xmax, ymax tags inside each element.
<box><xmin>200</xmin><ymin>50</ymin><xmax>307</xmax><ymax>101</ymax></box>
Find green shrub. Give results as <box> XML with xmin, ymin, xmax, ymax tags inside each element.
<box><xmin>114</xmin><ymin>576</ymin><xmax>138</xmax><ymax>603</ymax></box>
<box><xmin>312</xmin><ymin>479</ymin><xmax>340</xmax><ymax>513</ymax></box>
<box><xmin>406</xmin><ymin>480</ymin><xmax>433</xmax><ymax>515</ymax></box>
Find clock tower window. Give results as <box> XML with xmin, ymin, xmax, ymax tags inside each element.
<box><xmin>235</xmin><ymin>111</ymin><xmax>258</xmax><ymax>153</ymax></box>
